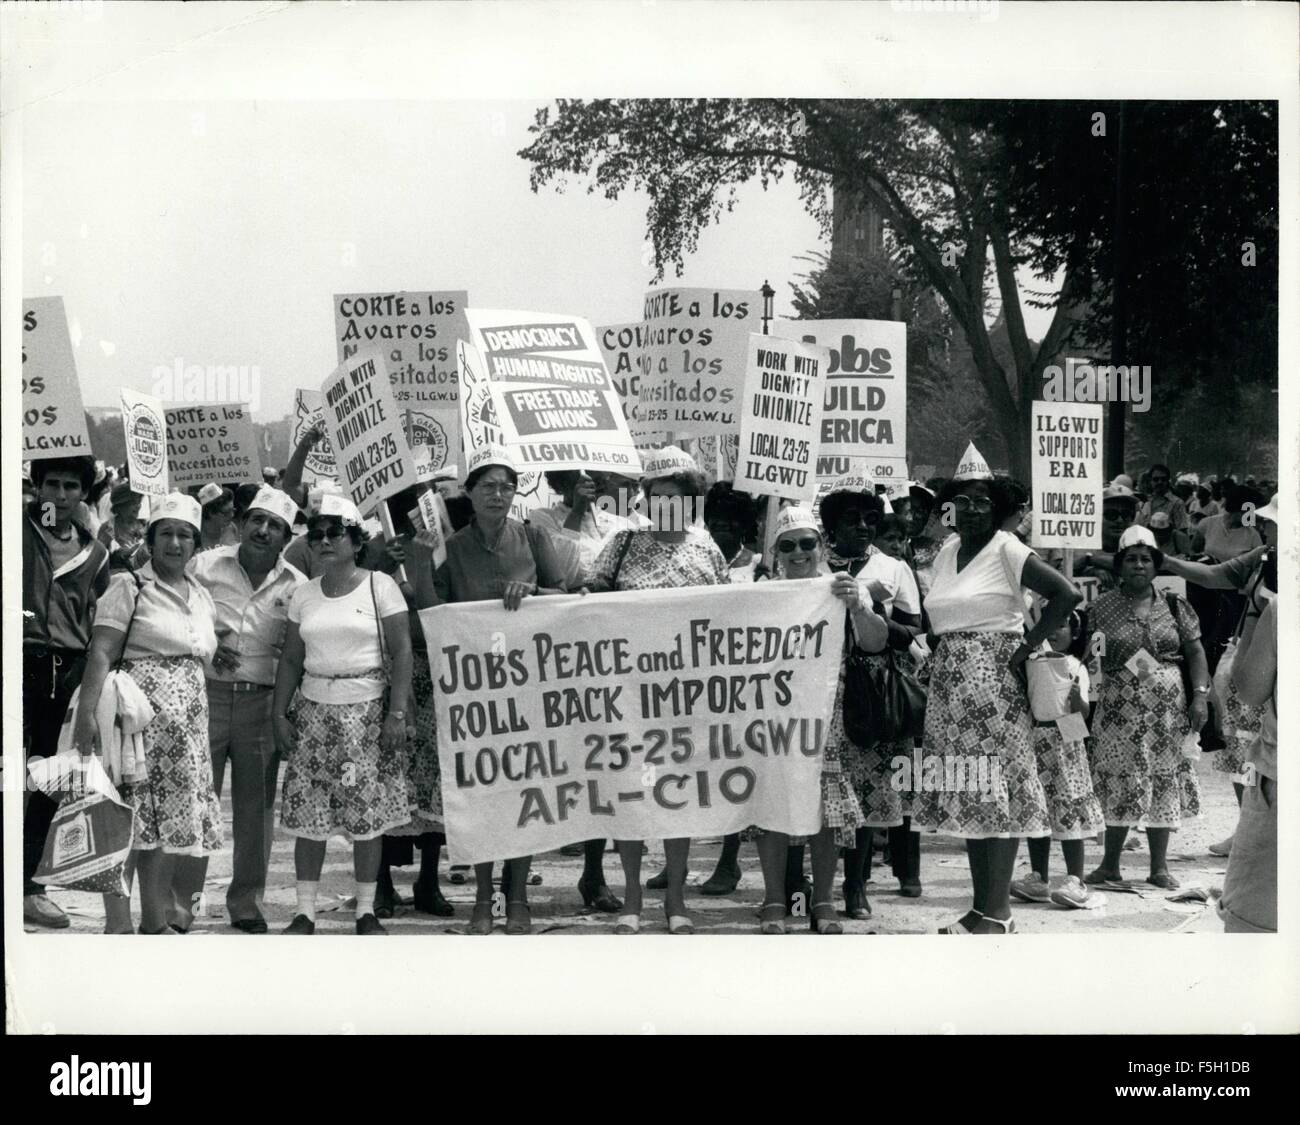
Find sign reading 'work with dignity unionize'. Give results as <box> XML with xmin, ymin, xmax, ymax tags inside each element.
<box><xmin>636</xmin><ymin>288</ymin><xmax>757</xmax><ymax>437</ymax></box>
<box><xmin>735</xmin><ymin>333</ymin><xmax>829</xmax><ymax>503</ymax></box>
<box><xmin>420</xmin><ymin>579</ymin><xmax>842</xmax><ymax>865</ymax></box>
<box><xmin>1031</xmin><ymin>400</ymin><xmax>1103</xmax><ymax>549</ymax></box>
<box><xmin>164</xmin><ymin>402</ymin><xmax>261</xmax><ymax>487</ymax></box>
<box><xmin>319</xmin><ymin>348</ymin><xmax>418</xmax><ymax>516</ymax></box>
<box><xmin>22</xmin><ymin>297</ymin><xmax>91</xmax><ymax>459</ymax></box>
<box><xmin>334</xmin><ymin>291</ymin><xmax>467</xmax><ymax>472</ymax></box>
<box><xmin>465</xmin><ymin>308</ymin><xmax>641</xmax><ymax>475</ymax></box>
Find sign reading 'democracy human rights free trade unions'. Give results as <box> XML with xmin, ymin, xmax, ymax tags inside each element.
<box><xmin>770</xmin><ymin>318</ymin><xmax>907</xmax><ymax>467</ymax></box>
<box><xmin>637</xmin><ymin>288</ymin><xmax>757</xmax><ymax>437</ymax></box>
<box><xmin>164</xmin><ymin>402</ymin><xmax>261</xmax><ymax>488</ymax></box>
<box><xmin>465</xmin><ymin>308</ymin><xmax>641</xmax><ymax>474</ymax></box>
<box><xmin>22</xmin><ymin>297</ymin><xmax>92</xmax><ymax>458</ymax></box>
<box><xmin>319</xmin><ymin>347</ymin><xmax>418</xmax><ymax>515</ymax></box>
<box><xmin>420</xmin><ymin>580</ymin><xmax>842</xmax><ymax>864</ymax></box>
<box><xmin>736</xmin><ymin>333</ymin><xmax>828</xmax><ymax>503</ymax></box>
<box><xmin>1031</xmin><ymin>400</ymin><xmax>1103</xmax><ymax>549</ymax></box>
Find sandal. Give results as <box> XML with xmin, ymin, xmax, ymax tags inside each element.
<box><xmin>759</xmin><ymin>902</ymin><xmax>787</xmax><ymax>935</ymax></box>
<box><xmin>938</xmin><ymin>910</ymin><xmax>983</xmax><ymax>934</ymax></box>
<box><xmin>1084</xmin><ymin>866</ymin><xmax>1121</xmax><ymax>886</ymax></box>
<box><xmin>1147</xmin><ymin>871</ymin><xmax>1180</xmax><ymax>890</ymax></box>
<box><xmin>613</xmin><ymin>914</ymin><xmax>641</xmax><ymax>935</ymax></box>
<box><xmin>665</xmin><ymin>910</ymin><xmax>695</xmax><ymax>935</ymax></box>
<box><xmin>505</xmin><ymin>901</ymin><xmax>532</xmax><ymax>935</ymax></box>
<box><xmin>468</xmin><ymin>901</ymin><xmax>494</xmax><ymax>935</ymax></box>
<box><xmin>810</xmin><ymin>902</ymin><xmax>843</xmax><ymax>935</ymax></box>
<box><xmin>972</xmin><ymin>914</ymin><xmax>1017</xmax><ymax>934</ymax></box>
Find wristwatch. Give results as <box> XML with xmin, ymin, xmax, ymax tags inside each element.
<box><xmin>1193</xmin><ymin>685</ymin><xmax>1211</xmax><ymax>696</ymax></box>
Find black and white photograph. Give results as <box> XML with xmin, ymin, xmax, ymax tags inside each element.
<box><xmin>4</xmin><ymin>0</ymin><xmax>1296</xmax><ymax>1060</ymax></box>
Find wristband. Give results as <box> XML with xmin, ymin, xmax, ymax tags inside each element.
<box><xmin>1193</xmin><ymin>685</ymin><xmax>1211</xmax><ymax>696</ymax></box>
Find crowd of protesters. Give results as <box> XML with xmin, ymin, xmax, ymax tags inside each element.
<box><xmin>20</xmin><ymin>435</ymin><xmax>1279</xmax><ymax>936</ymax></box>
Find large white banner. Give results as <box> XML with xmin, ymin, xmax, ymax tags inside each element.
<box><xmin>421</xmin><ymin>580</ymin><xmax>842</xmax><ymax>864</ymax></box>
<box><xmin>1031</xmin><ymin>400</ymin><xmax>1103</xmax><ymax>549</ymax></box>
<box><xmin>771</xmin><ymin>318</ymin><xmax>907</xmax><ymax>466</ymax></box>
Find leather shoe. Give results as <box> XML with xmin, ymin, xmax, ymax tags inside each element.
<box><xmin>283</xmin><ymin>913</ymin><xmax>316</xmax><ymax>935</ymax></box>
<box><xmin>356</xmin><ymin>912</ymin><xmax>388</xmax><ymax>935</ymax></box>
<box><xmin>412</xmin><ymin>882</ymin><xmax>454</xmax><ymax>917</ymax></box>
<box><xmin>23</xmin><ymin>893</ymin><xmax>70</xmax><ymax>929</ymax></box>
<box><xmin>578</xmin><ymin>876</ymin><xmax>623</xmax><ymax>913</ymax></box>
<box><xmin>231</xmin><ymin>916</ymin><xmax>269</xmax><ymax>934</ymax></box>
<box><xmin>898</xmin><ymin>881</ymin><xmax>923</xmax><ymax>899</ymax></box>
<box><xmin>645</xmin><ymin>868</ymin><xmax>669</xmax><ymax>890</ymax></box>
<box><xmin>700</xmin><ymin>867</ymin><xmax>741</xmax><ymax>896</ymax></box>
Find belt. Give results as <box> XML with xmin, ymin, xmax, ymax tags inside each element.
<box><xmin>208</xmin><ymin>679</ymin><xmax>273</xmax><ymax>693</ymax></box>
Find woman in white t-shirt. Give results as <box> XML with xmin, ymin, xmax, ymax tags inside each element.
<box><xmin>272</xmin><ymin>497</ymin><xmax>414</xmax><ymax>936</ymax></box>
<box><xmin>910</xmin><ymin>467</ymin><xmax>1082</xmax><ymax>934</ymax></box>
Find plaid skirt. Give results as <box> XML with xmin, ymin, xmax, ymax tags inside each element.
<box><xmin>121</xmin><ymin>656</ymin><xmax>224</xmax><ymax>856</ymax></box>
<box><xmin>842</xmin><ymin>649</ymin><xmax>916</xmax><ymax>828</ymax></box>
<box><xmin>910</xmin><ymin>632</ymin><xmax>1050</xmax><ymax>839</ymax></box>
<box><xmin>281</xmin><ymin>693</ymin><xmax>411</xmax><ymax>842</ymax></box>
<box><xmin>1032</xmin><ymin>727</ymin><xmax>1105</xmax><ymax>840</ymax></box>
<box><xmin>387</xmin><ymin>656</ymin><xmax>444</xmax><ymax>836</ymax></box>
<box><xmin>1091</xmin><ymin>665</ymin><xmax>1201</xmax><ymax>829</ymax></box>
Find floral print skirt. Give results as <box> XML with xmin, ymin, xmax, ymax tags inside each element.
<box><xmin>387</xmin><ymin>657</ymin><xmax>444</xmax><ymax>836</ymax></box>
<box><xmin>121</xmin><ymin>656</ymin><xmax>223</xmax><ymax>856</ymax></box>
<box><xmin>1032</xmin><ymin>727</ymin><xmax>1105</xmax><ymax>840</ymax></box>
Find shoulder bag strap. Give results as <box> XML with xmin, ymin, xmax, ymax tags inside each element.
<box><xmin>114</xmin><ymin>568</ymin><xmax>148</xmax><ymax>669</ymax></box>
<box><xmin>610</xmin><ymin>529</ymin><xmax>635</xmax><ymax>588</ymax></box>
<box><xmin>370</xmin><ymin>572</ymin><xmax>388</xmax><ymax>666</ymax></box>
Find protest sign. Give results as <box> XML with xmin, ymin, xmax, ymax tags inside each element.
<box><xmin>120</xmin><ymin>388</ymin><xmax>169</xmax><ymax>497</ymax></box>
<box><xmin>637</xmin><ymin>288</ymin><xmax>757</xmax><ymax>436</ymax></box>
<box><xmin>1031</xmin><ymin>400</ymin><xmax>1103</xmax><ymax>549</ymax></box>
<box><xmin>771</xmin><ymin>318</ymin><xmax>907</xmax><ymax>461</ymax></box>
<box><xmin>319</xmin><ymin>348</ymin><xmax>418</xmax><ymax>515</ymax></box>
<box><xmin>410</xmin><ymin>489</ymin><xmax>451</xmax><ymax>569</ymax></box>
<box><xmin>22</xmin><ymin>297</ymin><xmax>91</xmax><ymax>458</ymax></box>
<box><xmin>735</xmin><ymin>334</ymin><xmax>828</xmax><ymax>502</ymax></box>
<box><xmin>465</xmin><ymin>308</ymin><xmax>641</xmax><ymax>475</ymax></box>
<box><xmin>597</xmin><ymin>320</ymin><xmax>668</xmax><ymax>441</ymax></box>
<box><xmin>164</xmin><ymin>402</ymin><xmax>261</xmax><ymax>487</ymax></box>
<box><xmin>420</xmin><ymin>579</ymin><xmax>840</xmax><ymax>864</ymax></box>
<box><xmin>335</xmin><ymin>290</ymin><xmax>467</xmax><ymax>471</ymax></box>
<box><xmin>810</xmin><ymin>456</ymin><xmax>910</xmax><ymax>521</ymax></box>
<box><xmin>456</xmin><ymin>339</ymin><xmax>551</xmax><ymax>520</ymax></box>
<box><xmin>292</xmin><ymin>389</ymin><xmax>337</xmax><ymax>483</ymax></box>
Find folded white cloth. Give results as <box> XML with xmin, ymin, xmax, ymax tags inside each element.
<box><xmin>55</xmin><ymin>671</ymin><xmax>155</xmax><ymax>786</ymax></box>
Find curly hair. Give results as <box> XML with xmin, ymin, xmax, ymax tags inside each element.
<box><xmin>703</xmin><ymin>481</ymin><xmax>759</xmax><ymax>541</ymax></box>
<box><xmin>936</xmin><ymin>476</ymin><xmax>1022</xmax><ymax>526</ymax></box>
<box><xmin>819</xmin><ymin>488</ymin><xmax>884</xmax><ymax>538</ymax></box>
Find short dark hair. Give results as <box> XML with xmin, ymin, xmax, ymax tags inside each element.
<box><xmin>703</xmin><ymin>481</ymin><xmax>758</xmax><ymax>541</ymax></box>
<box><xmin>464</xmin><ymin>464</ymin><xmax>519</xmax><ymax>493</ymax></box>
<box><xmin>202</xmin><ymin>487</ymin><xmax>234</xmax><ymax>520</ymax></box>
<box><xmin>1149</xmin><ymin>463</ymin><xmax>1171</xmax><ymax>478</ymax></box>
<box><xmin>443</xmin><ymin>494</ymin><xmax>474</xmax><ymax>532</ymax></box>
<box><xmin>31</xmin><ymin>455</ymin><xmax>96</xmax><ymax>492</ymax></box>
<box><xmin>305</xmin><ymin>513</ymin><xmax>368</xmax><ymax>551</ymax></box>
<box><xmin>544</xmin><ymin>470</ymin><xmax>581</xmax><ymax>494</ymax></box>
<box><xmin>936</xmin><ymin>476</ymin><xmax>1021</xmax><ymax>526</ymax></box>
<box><xmin>819</xmin><ymin>489</ymin><xmax>884</xmax><ymax>537</ymax></box>
<box><xmin>642</xmin><ymin>470</ymin><xmax>707</xmax><ymax>499</ymax></box>
<box><xmin>1226</xmin><ymin>485</ymin><xmax>1264</xmax><ymax>515</ymax></box>
<box><xmin>1000</xmin><ymin>476</ymin><xmax>1031</xmax><ymax>510</ymax></box>
<box><xmin>233</xmin><ymin>482</ymin><xmax>261</xmax><ymax>518</ymax></box>
<box><xmin>877</xmin><ymin>513</ymin><xmax>909</xmax><ymax>540</ymax></box>
<box><xmin>1112</xmin><ymin>542</ymin><xmax>1165</xmax><ymax>574</ymax></box>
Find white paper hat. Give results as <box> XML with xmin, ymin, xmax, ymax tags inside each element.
<box><xmin>466</xmin><ymin>444</ymin><xmax>517</xmax><ymax>478</ymax></box>
<box><xmin>148</xmin><ymin>492</ymin><xmax>202</xmax><ymax>531</ymax></box>
<box><xmin>952</xmin><ymin>442</ymin><xmax>993</xmax><ymax>482</ymax></box>
<box><xmin>1117</xmin><ymin>525</ymin><xmax>1158</xmax><ymax>552</ymax></box>
<box><xmin>197</xmin><ymin>482</ymin><xmax>224</xmax><ymax>506</ymax></box>
<box><xmin>315</xmin><ymin>493</ymin><xmax>363</xmax><ymax>527</ymax></box>
<box><xmin>642</xmin><ymin>445</ymin><xmax>698</xmax><ymax>481</ymax></box>
<box><xmin>826</xmin><ymin>468</ymin><xmax>873</xmax><ymax>496</ymax></box>
<box><xmin>772</xmin><ymin>505</ymin><xmax>820</xmax><ymax>540</ymax></box>
<box><xmin>248</xmin><ymin>486</ymin><xmax>299</xmax><ymax>529</ymax></box>
<box><xmin>1253</xmin><ymin>493</ymin><xmax>1279</xmax><ymax>524</ymax></box>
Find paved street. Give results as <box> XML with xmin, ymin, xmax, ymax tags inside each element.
<box><xmin>30</xmin><ymin>753</ymin><xmax>1238</xmax><ymax>937</ymax></box>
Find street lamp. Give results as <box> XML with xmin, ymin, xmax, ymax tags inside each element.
<box><xmin>760</xmin><ymin>280</ymin><xmax>775</xmax><ymax>336</ymax></box>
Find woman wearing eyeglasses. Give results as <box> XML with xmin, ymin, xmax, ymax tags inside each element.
<box><xmin>273</xmin><ymin>494</ymin><xmax>414</xmax><ymax>935</ymax></box>
<box><xmin>820</xmin><ymin>479</ymin><xmax>926</xmax><ymax>915</ymax></box>
<box><xmin>910</xmin><ymin>445</ymin><xmax>1082</xmax><ymax>934</ymax></box>
<box><xmin>431</xmin><ymin>446</ymin><xmax>570</xmax><ymax>935</ymax></box>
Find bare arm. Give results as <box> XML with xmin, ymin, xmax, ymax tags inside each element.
<box><xmin>70</xmin><ymin>625</ymin><xmax>127</xmax><ymax>754</ymax></box>
<box><xmin>281</xmin><ymin>423</ymin><xmax>325</xmax><ymax>510</ymax></box>
<box><xmin>1018</xmin><ymin>554</ymin><xmax>1084</xmax><ymax>654</ymax></box>
<box><xmin>1159</xmin><ymin>546</ymin><xmax>1264</xmax><ymax>590</ymax></box>
<box><xmin>272</xmin><ymin>624</ymin><xmax>305</xmax><ymax>753</ymax></box>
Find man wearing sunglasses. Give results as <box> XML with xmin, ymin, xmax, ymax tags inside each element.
<box><xmin>170</xmin><ymin>486</ymin><xmax>305</xmax><ymax>934</ymax></box>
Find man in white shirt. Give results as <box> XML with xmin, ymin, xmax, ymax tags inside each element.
<box><xmin>172</xmin><ymin>487</ymin><xmax>304</xmax><ymax>933</ymax></box>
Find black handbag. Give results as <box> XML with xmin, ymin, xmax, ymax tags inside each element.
<box><xmin>842</xmin><ymin>614</ymin><xmax>928</xmax><ymax>748</ymax></box>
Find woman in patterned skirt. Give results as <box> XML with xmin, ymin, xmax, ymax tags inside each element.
<box><xmin>72</xmin><ymin>493</ymin><xmax>223</xmax><ymax>934</ymax></box>
<box><xmin>911</xmin><ymin>445</ymin><xmax>1082</xmax><ymax>935</ymax></box>
<box><xmin>273</xmin><ymin>494</ymin><xmax>414</xmax><ymax>935</ymax></box>
<box><xmin>1084</xmin><ymin>525</ymin><xmax>1210</xmax><ymax>889</ymax></box>
<box><xmin>753</xmin><ymin>506</ymin><xmax>886</xmax><ymax>934</ymax></box>
<box><xmin>587</xmin><ymin>446</ymin><xmax>730</xmax><ymax>935</ymax></box>
<box><xmin>822</xmin><ymin>483</ymin><xmax>924</xmax><ymax>918</ymax></box>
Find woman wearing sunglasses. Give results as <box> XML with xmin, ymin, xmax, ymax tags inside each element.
<box><xmin>431</xmin><ymin>446</ymin><xmax>570</xmax><ymax>935</ymax></box>
<box><xmin>820</xmin><ymin>477</ymin><xmax>925</xmax><ymax>915</ymax></box>
<box><xmin>910</xmin><ymin>445</ymin><xmax>1081</xmax><ymax>934</ymax></box>
<box><xmin>273</xmin><ymin>494</ymin><xmax>414</xmax><ymax>935</ymax></box>
<box><xmin>754</xmin><ymin>506</ymin><xmax>888</xmax><ymax>934</ymax></box>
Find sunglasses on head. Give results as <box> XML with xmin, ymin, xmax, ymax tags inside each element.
<box><xmin>776</xmin><ymin>536</ymin><xmax>820</xmax><ymax>554</ymax></box>
<box><xmin>306</xmin><ymin>525</ymin><xmax>349</xmax><ymax>543</ymax></box>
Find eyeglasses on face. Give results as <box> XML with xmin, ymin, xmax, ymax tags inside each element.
<box><xmin>776</xmin><ymin>536</ymin><xmax>820</xmax><ymax>554</ymax></box>
<box><xmin>306</xmin><ymin>526</ymin><xmax>349</xmax><ymax>543</ymax></box>
<box><xmin>836</xmin><ymin>510</ymin><xmax>880</xmax><ymax>528</ymax></box>
<box><xmin>473</xmin><ymin>482</ymin><xmax>517</xmax><ymax>496</ymax></box>
<box><xmin>952</xmin><ymin>495</ymin><xmax>993</xmax><ymax>513</ymax></box>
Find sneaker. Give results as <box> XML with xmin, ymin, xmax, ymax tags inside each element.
<box><xmin>1049</xmin><ymin>875</ymin><xmax>1096</xmax><ymax>909</ymax></box>
<box><xmin>356</xmin><ymin>912</ymin><xmax>388</xmax><ymax>935</ymax></box>
<box><xmin>23</xmin><ymin>893</ymin><xmax>70</xmax><ymax>929</ymax></box>
<box><xmin>1208</xmin><ymin>836</ymin><xmax>1233</xmax><ymax>857</ymax></box>
<box><xmin>1009</xmin><ymin>874</ymin><xmax>1052</xmax><ymax>903</ymax></box>
<box><xmin>283</xmin><ymin>913</ymin><xmax>316</xmax><ymax>935</ymax></box>
<box><xmin>449</xmin><ymin>865</ymin><xmax>470</xmax><ymax>885</ymax></box>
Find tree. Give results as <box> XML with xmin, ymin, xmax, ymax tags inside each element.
<box><xmin>520</xmin><ymin>99</ymin><xmax>1277</xmax><ymax>480</ymax></box>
